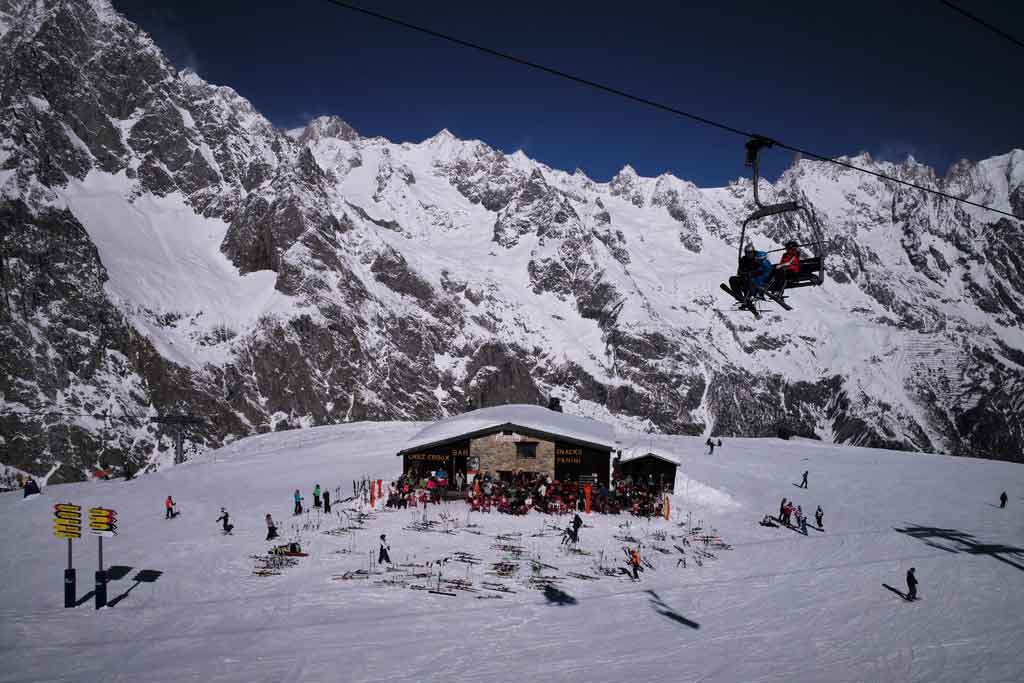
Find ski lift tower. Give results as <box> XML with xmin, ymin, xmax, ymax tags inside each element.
<box><xmin>150</xmin><ymin>415</ymin><xmax>205</xmax><ymax>465</ymax></box>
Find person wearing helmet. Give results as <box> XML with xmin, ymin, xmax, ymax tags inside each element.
<box><xmin>731</xmin><ymin>242</ymin><xmax>774</xmax><ymax>299</ymax></box>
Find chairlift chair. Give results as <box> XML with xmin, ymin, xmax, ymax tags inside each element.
<box><xmin>724</xmin><ymin>138</ymin><xmax>826</xmax><ymax>313</ymax></box>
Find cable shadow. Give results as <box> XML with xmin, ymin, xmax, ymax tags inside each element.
<box><xmin>894</xmin><ymin>525</ymin><xmax>1024</xmax><ymax>573</ymax></box>
<box><xmin>646</xmin><ymin>590</ymin><xmax>700</xmax><ymax>629</ymax></box>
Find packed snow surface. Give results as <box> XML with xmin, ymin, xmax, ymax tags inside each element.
<box><xmin>402</xmin><ymin>404</ymin><xmax>619</xmax><ymax>451</ymax></box>
<box><xmin>1</xmin><ymin>425</ymin><xmax>1023</xmax><ymax>682</ymax></box>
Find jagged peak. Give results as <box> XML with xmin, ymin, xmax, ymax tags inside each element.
<box><xmin>297</xmin><ymin>115</ymin><xmax>359</xmax><ymax>143</ymax></box>
<box><xmin>616</xmin><ymin>164</ymin><xmax>638</xmax><ymax>178</ymax></box>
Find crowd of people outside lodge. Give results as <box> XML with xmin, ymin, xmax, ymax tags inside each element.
<box><xmin>387</xmin><ymin>467</ymin><xmax>672</xmax><ymax>518</ymax></box>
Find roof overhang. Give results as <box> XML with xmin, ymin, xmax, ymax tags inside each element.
<box><xmin>398</xmin><ymin>422</ymin><xmax>615</xmax><ymax>456</ymax></box>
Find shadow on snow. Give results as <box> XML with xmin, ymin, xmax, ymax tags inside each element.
<box><xmin>894</xmin><ymin>525</ymin><xmax>1024</xmax><ymax>573</ymax></box>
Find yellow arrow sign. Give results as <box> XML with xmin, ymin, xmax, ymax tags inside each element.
<box><xmin>55</xmin><ymin>510</ymin><xmax>82</xmax><ymax>521</ymax></box>
<box><xmin>54</xmin><ymin>530</ymin><xmax>81</xmax><ymax>539</ymax></box>
<box><xmin>54</xmin><ymin>503</ymin><xmax>82</xmax><ymax>514</ymax></box>
<box><xmin>54</xmin><ymin>520</ymin><xmax>82</xmax><ymax>530</ymax></box>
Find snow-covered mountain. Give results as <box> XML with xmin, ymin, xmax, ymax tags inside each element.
<box><xmin>2</xmin><ymin>0</ymin><xmax>1023</xmax><ymax>481</ymax></box>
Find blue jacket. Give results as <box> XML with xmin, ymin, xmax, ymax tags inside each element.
<box><xmin>749</xmin><ymin>251</ymin><xmax>773</xmax><ymax>287</ymax></box>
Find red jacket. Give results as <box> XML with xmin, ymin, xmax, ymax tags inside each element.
<box><xmin>779</xmin><ymin>249</ymin><xmax>800</xmax><ymax>272</ymax></box>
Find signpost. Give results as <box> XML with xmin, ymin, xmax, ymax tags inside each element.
<box><xmin>53</xmin><ymin>503</ymin><xmax>82</xmax><ymax>608</ymax></box>
<box><xmin>88</xmin><ymin>507</ymin><xmax>117</xmax><ymax>609</ymax></box>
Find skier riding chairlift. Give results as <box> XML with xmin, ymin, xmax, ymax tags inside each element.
<box><xmin>721</xmin><ymin>138</ymin><xmax>827</xmax><ymax>318</ymax></box>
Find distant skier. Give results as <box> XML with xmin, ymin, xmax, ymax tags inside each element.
<box><xmin>313</xmin><ymin>484</ymin><xmax>322</xmax><ymax>508</ymax></box>
<box><xmin>799</xmin><ymin>471</ymin><xmax>808</xmax><ymax>489</ymax></box>
<box><xmin>572</xmin><ymin>513</ymin><xmax>583</xmax><ymax>543</ymax></box>
<box><xmin>705</xmin><ymin>438</ymin><xmax>715</xmax><ymax>455</ymax></box>
<box><xmin>716</xmin><ymin>438</ymin><xmax>722</xmax><ymax>448</ymax></box>
<box><xmin>217</xmin><ymin>508</ymin><xmax>233</xmax><ymax>534</ymax></box>
<box><xmin>1000</xmin><ymin>491</ymin><xmax>1008</xmax><ymax>509</ymax></box>
<box><xmin>906</xmin><ymin>567</ymin><xmax>918</xmax><ymax>601</ymax></box>
<box><xmin>378</xmin><ymin>534</ymin><xmax>391</xmax><ymax>565</ymax></box>
<box><xmin>323</xmin><ymin>489</ymin><xmax>331</xmax><ymax>513</ymax></box>
<box><xmin>779</xmin><ymin>498</ymin><xmax>787</xmax><ymax>522</ymax></box>
<box><xmin>265</xmin><ymin>513</ymin><xmax>278</xmax><ymax>541</ymax></box>
<box><xmin>815</xmin><ymin>505</ymin><xmax>824</xmax><ymax>529</ymax></box>
<box><xmin>798</xmin><ymin>511</ymin><xmax>808</xmax><ymax>535</ymax></box>
<box><xmin>165</xmin><ymin>495</ymin><xmax>179</xmax><ymax>519</ymax></box>
<box><xmin>293</xmin><ymin>489</ymin><xmax>303</xmax><ymax>515</ymax></box>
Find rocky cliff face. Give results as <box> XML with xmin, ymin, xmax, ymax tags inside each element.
<box><xmin>2</xmin><ymin>0</ymin><xmax>1023</xmax><ymax>481</ymax></box>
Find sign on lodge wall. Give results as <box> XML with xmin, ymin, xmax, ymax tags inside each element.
<box><xmin>554</xmin><ymin>442</ymin><xmax>610</xmax><ymax>485</ymax></box>
<box><xmin>403</xmin><ymin>440</ymin><xmax>470</xmax><ymax>475</ymax></box>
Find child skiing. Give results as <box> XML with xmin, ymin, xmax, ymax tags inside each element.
<box><xmin>165</xmin><ymin>495</ymin><xmax>178</xmax><ymax>519</ymax></box>
<box><xmin>293</xmin><ymin>489</ymin><xmax>303</xmax><ymax>515</ymax></box>
<box><xmin>378</xmin><ymin>534</ymin><xmax>391</xmax><ymax>565</ymax></box>
<box><xmin>313</xmin><ymin>484</ymin><xmax>322</xmax><ymax>509</ymax></box>
<box><xmin>628</xmin><ymin>546</ymin><xmax>642</xmax><ymax>581</ymax></box>
<box><xmin>265</xmin><ymin>513</ymin><xmax>278</xmax><ymax>541</ymax></box>
<box><xmin>216</xmin><ymin>508</ymin><xmax>233</xmax><ymax>534</ymax></box>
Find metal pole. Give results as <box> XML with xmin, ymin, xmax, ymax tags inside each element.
<box><xmin>64</xmin><ymin>539</ymin><xmax>75</xmax><ymax>608</ymax></box>
<box><xmin>95</xmin><ymin>536</ymin><xmax>107</xmax><ymax>609</ymax></box>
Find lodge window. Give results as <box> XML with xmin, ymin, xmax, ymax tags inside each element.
<box><xmin>516</xmin><ymin>442</ymin><xmax>538</xmax><ymax>459</ymax></box>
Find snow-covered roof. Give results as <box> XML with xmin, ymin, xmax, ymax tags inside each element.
<box><xmin>619</xmin><ymin>449</ymin><xmax>680</xmax><ymax>466</ymax></box>
<box><xmin>399</xmin><ymin>404</ymin><xmax>618</xmax><ymax>453</ymax></box>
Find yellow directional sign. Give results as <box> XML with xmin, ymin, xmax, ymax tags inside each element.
<box><xmin>54</xmin><ymin>503</ymin><xmax>83</xmax><ymax>539</ymax></box>
<box><xmin>88</xmin><ymin>507</ymin><xmax>117</xmax><ymax>537</ymax></box>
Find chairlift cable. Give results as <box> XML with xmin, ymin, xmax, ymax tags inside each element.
<box><xmin>939</xmin><ymin>1</ymin><xmax>1024</xmax><ymax>51</ymax></box>
<box><xmin>319</xmin><ymin>0</ymin><xmax>1020</xmax><ymax>222</ymax></box>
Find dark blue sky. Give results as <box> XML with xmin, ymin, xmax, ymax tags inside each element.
<box><xmin>112</xmin><ymin>0</ymin><xmax>1023</xmax><ymax>186</ymax></box>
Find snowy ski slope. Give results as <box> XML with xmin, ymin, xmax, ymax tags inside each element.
<box><xmin>1</xmin><ymin>424</ymin><xmax>1022</xmax><ymax>682</ymax></box>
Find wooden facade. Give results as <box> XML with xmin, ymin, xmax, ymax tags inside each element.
<box><xmin>399</xmin><ymin>424</ymin><xmax>611</xmax><ymax>485</ymax></box>
<box><xmin>618</xmin><ymin>453</ymin><xmax>678</xmax><ymax>492</ymax></box>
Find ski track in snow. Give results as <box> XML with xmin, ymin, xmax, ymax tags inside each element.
<box><xmin>1</xmin><ymin>425</ymin><xmax>1022</xmax><ymax>682</ymax></box>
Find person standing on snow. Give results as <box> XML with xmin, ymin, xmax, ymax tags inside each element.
<box><xmin>799</xmin><ymin>471</ymin><xmax>808</xmax><ymax>489</ymax></box>
<box><xmin>706</xmin><ymin>438</ymin><xmax>715</xmax><ymax>455</ymax></box>
<box><xmin>265</xmin><ymin>513</ymin><xmax>278</xmax><ymax>540</ymax></box>
<box><xmin>165</xmin><ymin>495</ymin><xmax>178</xmax><ymax>519</ymax></box>
<box><xmin>572</xmin><ymin>513</ymin><xmax>584</xmax><ymax>543</ymax></box>
<box><xmin>216</xmin><ymin>508</ymin><xmax>233</xmax><ymax>534</ymax></box>
<box><xmin>293</xmin><ymin>489</ymin><xmax>303</xmax><ymax>515</ymax></box>
<box><xmin>906</xmin><ymin>567</ymin><xmax>918</xmax><ymax>601</ymax></box>
<box><xmin>629</xmin><ymin>546</ymin><xmax>642</xmax><ymax>581</ymax></box>
<box><xmin>323</xmin><ymin>488</ymin><xmax>331</xmax><ymax>513</ymax></box>
<box><xmin>815</xmin><ymin>505</ymin><xmax>824</xmax><ymax>529</ymax></box>
<box><xmin>313</xmin><ymin>484</ymin><xmax>322</xmax><ymax>509</ymax></box>
<box><xmin>1000</xmin><ymin>491</ymin><xmax>1008</xmax><ymax>509</ymax></box>
<box><xmin>378</xmin><ymin>534</ymin><xmax>392</xmax><ymax>565</ymax></box>
<box><xmin>779</xmin><ymin>498</ymin><xmax>787</xmax><ymax>523</ymax></box>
